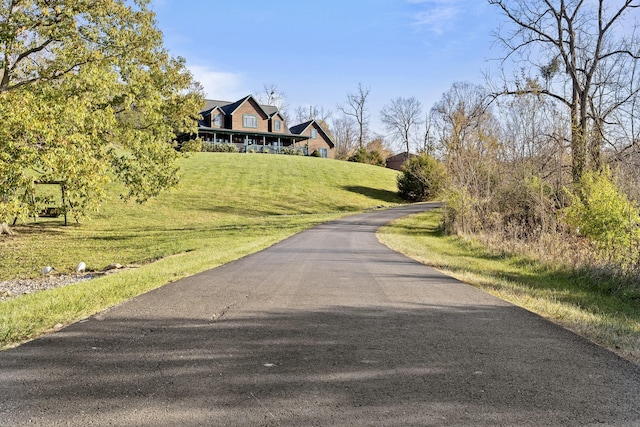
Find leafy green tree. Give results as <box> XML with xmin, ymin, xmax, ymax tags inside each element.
<box><xmin>0</xmin><ymin>0</ymin><xmax>203</xmax><ymax>225</ymax></box>
<box><xmin>397</xmin><ymin>153</ymin><xmax>446</xmax><ymax>202</ymax></box>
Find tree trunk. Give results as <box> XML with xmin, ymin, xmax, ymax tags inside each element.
<box><xmin>570</xmin><ymin>85</ymin><xmax>588</xmax><ymax>183</ymax></box>
<box><xmin>570</xmin><ymin>120</ymin><xmax>587</xmax><ymax>184</ymax></box>
<box><xmin>590</xmin><ymin>117</ymin><xmax>604</xmax><ymax>172</ymax></box>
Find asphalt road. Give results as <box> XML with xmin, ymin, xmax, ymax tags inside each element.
<box><xmin>1</xmin><ymin>202</ymin><xmax>639</xmax><ymax>426</ymax></box>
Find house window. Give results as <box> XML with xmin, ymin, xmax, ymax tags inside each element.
<box><xmin>213</xmin><ymin>114</ymin><xmax>222</xmax><ymax>127</ymax></box>
<box><xmin>274</xmin><ymin>120</ymin><xmax>281</xmax><ymax>131</ymax></box>
<box><xmin>243</xmin><ymin>114</ymin><xmax>258</xmax><ymax>128</ymax></box>
<box><xmin>311</xmin><ymin>129</ymin><xmax>318</xmax><ymax>138</ymax></box>
<box><xmin>319</xmin><ymin>148</ymin><xmax>328</xmax><ymax>158</ymax></box>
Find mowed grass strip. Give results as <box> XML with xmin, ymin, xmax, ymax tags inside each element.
<box><xmin>378</xmin><ymin>209</ymin><xmax>640</xmax><ymax>365</ymax></box>
<box><xmin>0</xmin><ymin>153</ymin><xmax>402</xmax><ymax>348</ymax></box>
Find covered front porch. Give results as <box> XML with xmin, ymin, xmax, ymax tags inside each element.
<box><xmin>198</xmin><ymin>128</ymin><xmax>309</xmax><ymax>154</ymax></box>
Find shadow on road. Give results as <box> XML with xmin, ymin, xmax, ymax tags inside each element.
<box><xmin>341</xmin><ymin>185</ymin><xmax>403</xmax><ymax>203</ymax></box>
<box><xmin>2</xmin><ymin>303</ymin><xmax>638</xmax><ymax>426</ymax></box>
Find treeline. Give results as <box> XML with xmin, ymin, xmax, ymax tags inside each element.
<box><xmin>400</xmin><ymin>1</ymin><xmax>640</xmax><ymax>296</ymax></box>
<box><xmin>421</xmin><ymin>80</ymin><xmax>640</xmax><ymax>290</ymax></box>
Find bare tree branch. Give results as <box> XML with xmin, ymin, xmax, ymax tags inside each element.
<box><xmin>337</xmin><ymin>83</ymin><xmax>370</xmax><ymax>149</ymax></box>
<box><xmin>380</xmin><ymin>97</ymin><xmax>423</xmax><ymax>154</ymax></box>
<box><xmin>488</xmin><ymin>0</ymin><xmax>640</xmax><ymax>181</ymax></box>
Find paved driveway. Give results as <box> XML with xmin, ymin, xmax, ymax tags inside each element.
<box><xmin>1</xmin><ymin>203</ymin><xmax>639</xmax><ymax>426</ymax></box>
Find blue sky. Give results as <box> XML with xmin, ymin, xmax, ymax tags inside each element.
<box><xmin>151</xmin><ymin>0</ymin><xmax>503</xmax><ymax>134</ymax></box>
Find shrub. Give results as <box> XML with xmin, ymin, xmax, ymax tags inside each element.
<box><xmin>348</xmin><ymin>148</ymin><xmax>367</xmax><ymax>163</ymax></box>
<box><xmin>563</xmin><ymin>168</ymin><xmax>640</xmax><ymax>264</ymax></box>
<box><xmin>348</xmin><ymin>148</ymin><xmax>385</xmax><ymax>166</ymax></box>
<box><xmin>310</xmin><ymin>149</ymin><xmax>322</xmax><ymax>157</ymax></box>
<box><xmin>442</xmin><ymin>186</ymin><xmax>483</xmax><ymax>234</ymax></box>
<box><xmin>367</xmin><ymin>150</ymin><xmax>385</xmax><ymax>166</ymax></box>
<box><xmin>180</xmin><ymin>138</ymin><xmax>203</xmax><ymax>153</ymax></box>
<box><xmin>397</xmin><ymin>153</ymin><xmax>446</xmax><ymax>202</ymax></box>
<box><xmin>202</xmin><ymin>142</ymin><xmax>238</xmax><ymax>153</ymax></box>
<box><xmin>495</xmin><ymin>176</ymin><xmax>558</xmax><ymax>236</ymax></box>
<box><xmin>280</xmin><ymin>147</ymin><xmax>304</xmax><ymax>156</ymax></box>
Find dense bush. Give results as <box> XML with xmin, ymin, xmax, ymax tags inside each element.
<box><xmin>495</xmin><ymin>176</ymin><xmax>559</xmax><ymax>236</ymax></box>
<box><xmin>442</xmin><ymin>186</ymin><xmax>483</xmax><ymax>234</ymax></box>
<box><xmin>441</xmin><ymin>166</ymin><xmax>640</xmax><ymax>293</ymax></box>
<box><xmin>564</xmin><ymin>168</ymin><xmax>640</xmax><ymax>265</ymax></box>
<box><xmin>397</xmin><ymin>154</ymin><xmax>446</xmax><ymax>202</ymax></box>
<box><xmin>180</xmin><ymin>138</ymin><xmax>203</xmax><ymax>153</ymax></box>
<box><xmin>348</xmin><ymin>148</ymin><xmax>385</xmax><ymax>166</ymax></box>
<box><xmin>280</xmin><ymin>147</ymin><xmax>304</xmax><ymax>156</ymax></box>
<box><xmin>202</xmin><ymin>142</ymin><xmax>239</xmax><ymax>153</ymax></box>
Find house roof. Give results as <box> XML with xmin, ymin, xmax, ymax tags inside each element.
<box><xmin>261</xmin><ymin>104</ymin><xmax>279</xmax><ymax>117</ymax></box>
<box><xmin>289</xmin><ymin>120</ymin><xmax>313</xmax><ymax>135</ymax></box>
<box><xmin>200</xmin><ymin>100</ymin><xmax>232</xmax><ymax>116</ymax></box>
<box><xmin>201</xmin><ymin>95</ymin><xmax>277</xmax><ymax>118</ymax></box>
<box><xmin>200</xmin><ymin>95</ymin><xmax>293</xmax><ymax>134</ymax></box>
<box><xmin>289</xmin><ymin>120</ymin><xmax>335</xmax><ymax>148</ymax></box>
<box><xmin>386</xmin><ymin>152</ymin><xmax>416</xmax><ymax>161</ymax></box>
<box><xmin>203</xmin><ymin>99</ymin><xmax>232</xmax><ymax>111</ymax></box>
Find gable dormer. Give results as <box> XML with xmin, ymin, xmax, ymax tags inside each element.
<box><xmin>200</xmin><ymin>100</ymin><xmax>233</xmax><ymax>129</ymax></box>
<box><xmin>270</xmin><ymin>112</ymin><xmax>287</xmax><ymax>133</ymax></box>
<box><xmin>210</xmin><ymin>106</ymin><xmax>225</xmax><ymax>128</ymax></box>
<box><xmin>226</xmin><ymin>95</ymin><xmax>270</xmax><ymax>132</ymax></box>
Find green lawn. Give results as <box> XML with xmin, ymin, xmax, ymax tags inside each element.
<box><xmin>6</xmin><ymin>155</ymin><xmax>636</xmax><ymax>363</ymax></box>
<box><xmin>378</xmin><ymin>209</ymin><xmax>640</xmax><ymax>364</ymax></box>
<box><xmin>0</xmin><ymin>153</ymin><xmax>402</xmax><ymax>347</ymax></box>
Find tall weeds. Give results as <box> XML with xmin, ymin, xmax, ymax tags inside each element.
<box><xmin>443</xmin><ymin>171</ymin><xmax>640</xmax><ymax>304</ymax></box>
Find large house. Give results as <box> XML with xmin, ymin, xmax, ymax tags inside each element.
<box><xmin>192</xmin><ymin>95</ymin><xmax>335</xmax><ymax>158</ymax></box>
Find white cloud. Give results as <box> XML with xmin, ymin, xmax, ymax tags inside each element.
<box><xmin>408</xmin><ymin>0</ymin><xmax>466</xmax><ymax>35</ymax></box>
<box><xmin>187</xmin><ymin>65</ymin><xmax>248</xmax><ymax>101</ymax></box>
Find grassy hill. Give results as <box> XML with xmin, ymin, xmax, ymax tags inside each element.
<box><xmin>2</xmin><ymin>154</ymin><xmax>402</xmax><ymax>280</ymax></box>
<box><xmin>0</xmin><ymin>154</ymin><xmax>401</xmax><ymax>346</ymax></box>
